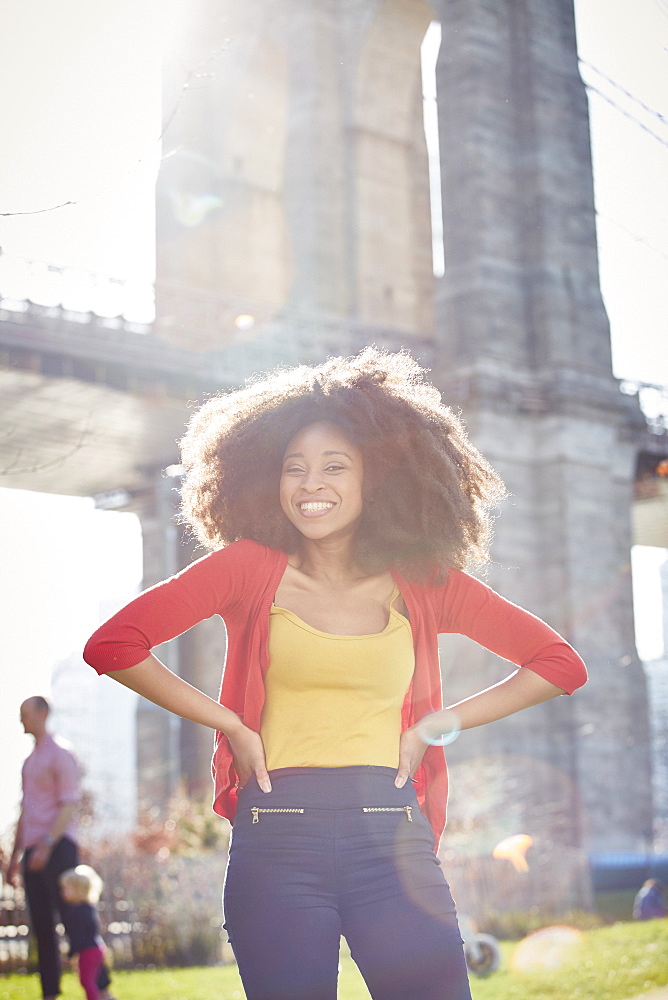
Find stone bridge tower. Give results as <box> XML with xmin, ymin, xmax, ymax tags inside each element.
<box><xmin>431</xmin><ymin>0</ymin><xmax>651</xmax><ymax>856</ymax></box>
<box><xmin>141</xmin><ymin>0</ymin><xmax>652</xmax><ymax>857</ymax></box>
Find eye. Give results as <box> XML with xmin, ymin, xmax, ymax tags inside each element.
<box><xmin>283</xmin><ymin>465</ymin><xmax>305</xmax><ymax>475</ymax></box>
<box><xmin>325</xmin><ymin>463</ymin><xmax>345</xmax><ymax>473</ymax></box>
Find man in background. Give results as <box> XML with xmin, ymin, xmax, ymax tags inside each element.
<box><xmin>5</xmin><ymin>696</ymin><xmax>115</xmax><ymax>1000</ymax></box>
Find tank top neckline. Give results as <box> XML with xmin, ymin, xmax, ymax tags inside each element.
<box><xmin>270</xmin><ymin>584</ymin><xmax>410</xmax><ymax>640</ymax></box>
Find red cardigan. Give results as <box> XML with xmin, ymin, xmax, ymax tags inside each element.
<box><xmin>84</xmin><ymin>539</ymin><xmax>587</xmax><ymax>845</ymax></box>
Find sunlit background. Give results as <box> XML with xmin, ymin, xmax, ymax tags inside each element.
<box><xmin>0</xmin><ymin>0</ymin><xmax>666</xmax><ymax>842</ymax></box>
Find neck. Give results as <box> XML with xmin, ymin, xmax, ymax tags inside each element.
<box><xmin>293</xmin><ymin>536</ymin><xmax>362</xmax><ymax>585</ymax></box>
<box><xmin>33</xmin><ymin>727</ymin><xmax>48</xmax><ymax>746</ymax></box>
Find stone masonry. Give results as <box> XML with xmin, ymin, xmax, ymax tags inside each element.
<box><xmin>142</xmin><ymin>0</ymin><xmax>653</xmax><ymax>859</ymax></box>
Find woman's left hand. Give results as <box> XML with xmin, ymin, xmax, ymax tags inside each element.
<box><xmin>394</xmin><ymin>724</ymin><xmax>429</xmax><ymax>788</ymax></box>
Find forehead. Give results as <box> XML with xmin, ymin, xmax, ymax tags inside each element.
<box><xmin>283</xmin><ymin>421</ymin><xmax>359</xmax><ymax>456</ymax></box>
<box><xmin>21</xmin><ymin>700</ymin><xmax>45</xmax><ymax>718</ymax></box>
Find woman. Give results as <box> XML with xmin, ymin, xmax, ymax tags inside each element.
<box><xmin>84</xmin><ymin>348</ymin><xmax>587</xmax><ymax>1000</ymax></box>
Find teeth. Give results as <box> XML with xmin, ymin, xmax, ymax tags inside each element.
<box><xmin>299</xmin><ymin>502</ymin><xmax>334</xmax><ymax>511</ymax></box>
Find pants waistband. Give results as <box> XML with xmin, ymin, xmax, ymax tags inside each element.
<box><xmin>238</xmin><ymin>765</ymin><xmax>418</xmax><ymax>810</ymax></box>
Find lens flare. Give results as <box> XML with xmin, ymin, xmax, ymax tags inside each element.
<box><xmin>417</xmin><ymin>710</ymin><xmax>461</xmax><ymax>746</ymax></box>
<box><xmin>510</xmin><ymin>925</ymin><xmax>584</xmax><ymax>972</ymax></box>
<box><xmin>234</xmin><ymin>314</ymin><xmax>255</xmax><ymax>331</ymax></box>
<box><xmin>173</xmin><ymin>193</ymin><xmax>224</xmax><ymax>227</ymax></box>
<box><xmin>492</xmin><ymin>833</ymin><xmax>533</xmax><ymax>872</ymax></box>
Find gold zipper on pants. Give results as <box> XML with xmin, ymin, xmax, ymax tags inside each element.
<box><xmin>363</xmin><ymin>806</ymin><xmax>413</xmax><ymax>822</ymax></box>
<box><xmin>250</xmin><ymin>805</ymin><xmax>413</xmax><ymax>823</ymax></box>
<box><xmin>251</xmin><ymin>807</ymin><xmax>305</xmax><ymax>824</ymax></box>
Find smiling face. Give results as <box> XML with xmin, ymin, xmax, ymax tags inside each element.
<box><xmin>279</xmin><ymin>421</ymin><xmax>364</xmax><ymax>544</ymax></box>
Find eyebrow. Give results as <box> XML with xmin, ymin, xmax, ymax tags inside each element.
<box><xmin>283</xmin><ymin>450</ymin><xmax>353</xmax><ymax>461</ymax></box>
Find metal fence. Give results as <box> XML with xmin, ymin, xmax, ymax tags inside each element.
<box><xmin>0</xmin><ymin>882</ymin><xmax>32</xmax><ymax>975</ymax></box>
<box><xmin>1</xmin><ymin>842</ymin><xmax>597</xmax><ymax>976</ymax></box>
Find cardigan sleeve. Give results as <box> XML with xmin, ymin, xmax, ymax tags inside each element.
<box><xmin>83</xmin><ymin>540</ymin><xmax>258</xmax><ymax>675</ymax></box>
<box><xmin>431</xmin><ymin>569</ymin><xmax>588</xmax><ymax>695</ymax></box>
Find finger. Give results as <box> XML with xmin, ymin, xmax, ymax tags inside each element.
<box><xmin>395</xmin><ymin>754</ymin><xmax>411</xmax><ymax>788</ymax></box>
<box><xmin>255</xmin><ymin>764</ymin><xmax>272</xmax><ymax>793</ymax></box>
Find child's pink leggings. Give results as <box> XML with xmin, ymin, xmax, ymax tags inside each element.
<box><xmin>78</xmin><ymin>944</ymin><xmax>105</xmax><ymax>1000</ymax></box>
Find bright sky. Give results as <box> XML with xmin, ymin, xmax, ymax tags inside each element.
<box><xmin>0</xmin><ymin>0</ymin><xmax>171</xmax><ymax>279</ymax></box>
<box><xmin>574</xmin><ymin>0</ymin><xmax>668</xmax><ymax>386</ymax></box>
<box><xmin>0</xmin><ymin>0</ymin><xmax>666</xmax><ymax>837</ymax></box>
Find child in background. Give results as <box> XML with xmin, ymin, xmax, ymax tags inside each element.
<box><xmin>59</xmin><ymin>865</ymin><xmax>109</xmax><ymax>1000</ymax></box>
<box><xmin>633</xmin><ymin>879</ymin><xmax>667</xmax><ymax>920</ymax></box>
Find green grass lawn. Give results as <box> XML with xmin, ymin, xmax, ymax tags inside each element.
<box><xmin>2</xmin><ymin>919</ymin><xmax>666</xmax><ymax>1000</ymax></box>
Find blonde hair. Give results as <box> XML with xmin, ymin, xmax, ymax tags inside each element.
<box><xmin>59</xmin><ymin>865</ymin><xmax>103</xmax><ymax>904</ymax></box>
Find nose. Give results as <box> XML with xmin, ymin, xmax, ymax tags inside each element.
<box><xmin>302</xmin><ymin>469</ymin><xmax>325</xmax><ymax>492</ymax></box>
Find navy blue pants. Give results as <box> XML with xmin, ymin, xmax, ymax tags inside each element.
<box><xmin>223</xmin><ymin>767</ymin><xmax>472</xmax><ymax>1000</ymax></box>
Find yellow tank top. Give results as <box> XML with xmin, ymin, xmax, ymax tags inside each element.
<box><xmin>261</xmin><ymin>587</ymin><xmax>415</xmax><ymax>770</ymax></box>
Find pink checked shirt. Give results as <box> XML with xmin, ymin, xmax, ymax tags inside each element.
<box><xmin>20</xmin><ymin>734</ymin><xmax>79</xmax><ymax>850</ymax></box>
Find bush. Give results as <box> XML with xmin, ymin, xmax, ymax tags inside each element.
<box><xmin>86</xmin><ymin>797</ymin><xmax>232</xmax><ymax>969</ymax></box>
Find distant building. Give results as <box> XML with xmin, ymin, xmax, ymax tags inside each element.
<box><xmin>643</xmin><ymin>559</ymin><xmax>668</xmax><ymax>852</ymax></box>
<box><xmin>50</xmin><ymin>599</ymin><xmax>138</xmax><ymax>836</ymax></box>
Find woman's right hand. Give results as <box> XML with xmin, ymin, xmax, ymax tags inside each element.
<box><xmin>227</xmin><ymin>723</ymin><xmax>272</xmax><ymax>793</ymax></box>
<box><xmin>105</xmin><ymin>657</ymin><xmax>273</xmax><ymax>792</ymax></box>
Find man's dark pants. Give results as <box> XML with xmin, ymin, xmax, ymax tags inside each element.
<box><xmin>23</xmin><ymin>836</ymin><xmax>111</xmax><ymax>998</ymax></box>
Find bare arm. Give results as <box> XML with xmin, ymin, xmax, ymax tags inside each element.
<box><xmin>395</xmin><ymin>668</ymin><xmax>563</xmax><ymax>787</ymax></box>
<box><xmin>444</xmin><ymin>666</ymin><xmax>563</xmax><ymax>731</ymax></box>
<box><xmin>108</xmin><ymin>655</ymin><xmax>272</xmax><ymax>791</ymax></box>
<box><xmin>6</xmin><ymin>812</ymin><xmax>24</xmax><ymax>885</ymax></box>
<box><xmin>49</xmin><ymin>802</ymin><xmax>78</xmax><ymax>842</ymax></box>
<box><xmin>108</xmin><ymin>654</ymin><xmax>245</xmax><ymax>732</ymax></box>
